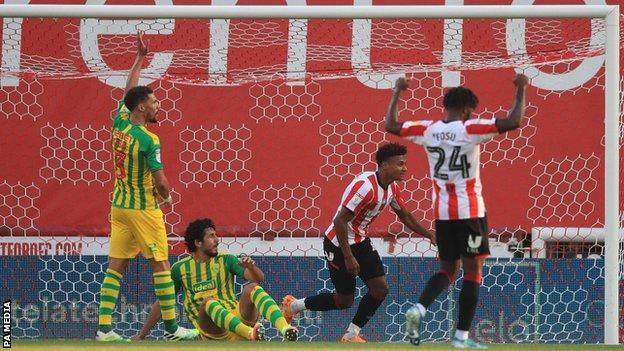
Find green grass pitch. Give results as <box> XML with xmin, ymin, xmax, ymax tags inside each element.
<box><xmin>12</xmin><ymin>340</ymin><xmax>624</xmax><ymax>350</ymax></box>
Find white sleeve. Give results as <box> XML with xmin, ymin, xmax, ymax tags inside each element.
<box><xmin>464</xmin><ymin>118</ymin><xmax>499</xmax><ymax>144</ymax></box>
<box><xmin>399</xmin><ymin>120</ymin><xmax>433</xmax><ymax>145</ymax></box>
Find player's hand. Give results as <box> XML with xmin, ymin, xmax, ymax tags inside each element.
<box><xmin>137</xmin><ymin>30</ymin><xmax>149</xmax><ymax>56</ymax></box>
<box><xmin>513</xmin><ymin>73</ymin><xmax>529</xmax><ymax>87</ymax></box>
<box><xmin>238</xmin><ymin>255</ymin><xmax>256</xmax><ymax>269</ymax></box>
<box><xmin>131</xmin><ymin>333</ymin><xmax>145</xmax><ymax>341</ymax></box>
<box><xmin>161</xmin><ymin>195</ymin><xmax>172</xmax><ymax>208</ymax></box>
<box><xmin>344</xmin><ymin>255</ymin><xmax>360</xmax><ymax>276</ymax></box>
<box><xmin>394</xmin><ymin>77</ymin><xmax>410</xmax><ymax>93</ymax></box>
<box><xmin>428</xmin><ymin>231</ymin><xmax>437</xmax><ymax>246</ymax></box>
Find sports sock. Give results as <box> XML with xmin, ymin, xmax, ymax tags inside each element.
<box><xmin>346</xmin><ymin>322</ymin><xmax>361</xmax><ymax>336</ymax></box>
<box><xmin>290</xmin><ymin>298</ymin><xmax>306</xmax><ymax>313</ymax></box>
<box><xmin>418</xmin><ymin>272</ymin><xmax>452</xmax><ymax>308</ymax></box>
<box><xmin>304</xmin><ymin>293</ymin><xmax>338</xmax><ymax>311</ymax></box>
<box><xmin>352</xmin><ymin>293</ymin><xmax>383</xmax><ymax>328</ymax></box>
<box><xmin>250</xmin><ymin>285</ymin><xmax>290</xmax><ymax>334</ymax></box>
<box><xmin>457</xmin><ymin>280</ymin><xmax>480</xmax><ymax>331</ymax></box>
<box><xmin>455</xmin><ymin>329</ymin><xmax>469</xmax><ymax>341</ymax></box>
<box><xmin>415</xmin><ymin>303</ymin><xmax>427</xmax><ymax>317</ymax></box>
<box><xmin>153</xmin><ymin>271</ymin><xmax>179</xmax><ymax>333</ymax></box>
<box><xmin>205</xmin><ymin>300</ymin><xmax>252</xmax><ymax>338</ymax></box>
<box><xmin>98</xmin><ymin>268</ymin><xmax>123</xmax><ymax>333</ymax></box>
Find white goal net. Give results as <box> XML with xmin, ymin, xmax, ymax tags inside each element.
<box><xmin>0</xmin><ymin>2</ymin><xmax>620</xmax><ymax>344</ymax></box>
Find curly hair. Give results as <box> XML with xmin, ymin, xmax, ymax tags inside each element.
<box><xmin>123</xmin><ymin>85</ymin><xmax>154</xmax><ymax>112</ymax></box>
<box><xmin>184</xmin><ymin>218</ymin><xmax>215</xmax><ymax>252</ymax></box>
<box><xmin>443</xmin><ymin>86</ymin><xmax>479</xmax><ymax>110</ymax></box>
<box><xmin>375</xmin><ymin>142</ymin><xmax>407</xmax><ymax>166</ymax></box>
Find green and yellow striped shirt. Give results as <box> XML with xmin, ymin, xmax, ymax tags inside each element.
<box><xmin>171</xmin><ymin>253</ymin><xmax>245</xmax><ymax>323</ymax></box>
<box><xmin>111</xmin><ymin>102</ymin><xmax>163</xmax><ymax>210</ymax></box>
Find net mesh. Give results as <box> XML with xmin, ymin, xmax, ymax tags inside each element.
<box><xmin>0</xmin><ymin>10</ymin><xmax>622</xmax><ymax>343</ymax></box>
<box><xmin>0</xmin><ymin>17</ymin><xmax>611</xmax><ymax>84</ymax></box>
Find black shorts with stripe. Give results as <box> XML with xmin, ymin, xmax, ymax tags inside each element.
<box><xmin>435</xmin><ymin>216</ymin><xmax>490</xmax><ymax>261</ymax></box>
<box><xmin>323</xmin><ymin>237</ymin><xmax>385</xmax><ymax>295</ymax></box>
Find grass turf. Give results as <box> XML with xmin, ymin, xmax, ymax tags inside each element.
<box><xmin>12</xmin><ymin>340</ymin><xmax>624</xmax><ymax>351</ymax></box>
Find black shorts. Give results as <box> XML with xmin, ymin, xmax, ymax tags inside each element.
<box><xmin>323</xmin><ymin>237</ymin><xmax>385</xmax><ymax>295</ymax></box>
<box><xmin>435</xmin><ymin>216</ymin><xmax>490</xmax><ymax>261</ymax></box>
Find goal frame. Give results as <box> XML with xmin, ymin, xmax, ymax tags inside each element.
<box><xmin>0</xmin><ymin>3</ymin><xmax>619</xmax><ymax>344</ymax></box>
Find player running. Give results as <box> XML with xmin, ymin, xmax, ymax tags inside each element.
<box><xmin>282</xmin><ymin>143</ymin><xmax>435</xmax><ymax>343</ymax></box>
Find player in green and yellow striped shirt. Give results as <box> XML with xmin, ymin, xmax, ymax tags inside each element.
<box><xmin>133</xmin><ymin>218</ymin><xmax>298</xmax><ymax>342</ymax></box>
<box><xmin>96</xmin><ymin>31</ymin><xmax>197</xmax><ymax>343</ymax></box>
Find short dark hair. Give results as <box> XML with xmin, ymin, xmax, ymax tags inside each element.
<box><xmin>375</xmin><ymin>142</ymin><xmax>407</xmax><ymax>166</ymax></box>
<box><xmin>184</xmin><ymin>218</ymin><xmax>215</xmax><ymax>252</ymax></box>
<box><xmin>123</xmin><ymin>86</ymin><xmax>153</xmax><ymax>112</ymax></box>
<box><xmin>443</xmin><ymin>86</ymin><xmax>478</xmax><ymax>110</ymax></box>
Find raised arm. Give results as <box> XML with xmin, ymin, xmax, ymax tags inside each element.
<box><xmin>495</xmin><ymin>74</ymin><xmax>529</xmax><ymax>133</ymax></box>
<box><xmin>385</xmin><ymin>77</ymin><xmax>410</xmax><ymax>136</ymax></box>
<box><xmin>240</xmin><ymin>256</ymin><xmax>265</xmax><ymax>283</ymax></box>
<box><xmin>124</xmin><ymin>31</ymin><xmax>149</xmax><ymax>96</ymax></box>
<box><xmin>392</xmin><ymin>207</ymin><xmax>436</xmax><ymax>245</ymax></box>
<box><xmin>132</xmin><ymin>300</ymin><xmax>162</xmax><ymax>340</ymax></box>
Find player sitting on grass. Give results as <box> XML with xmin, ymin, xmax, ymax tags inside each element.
<box><xmin>133</xmin><ymin>218</ymin><xmax>298</xmax><ymax>342</ymax></box>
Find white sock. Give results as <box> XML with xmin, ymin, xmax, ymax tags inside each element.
<box><xmin>455</xmin><ymin>329</ymin><xmax>469</xmax><ymax>341</ymax></box>
<box><xmin>416</xmin><ymin>303</ymin><xmax>427</xmax><ymax>317</ymax></box>
<box><xmin>291</xmin><ymin>298</ymin><xmax>306</xmax><ymax>313</ymax></box>
<box><xmin>346</xmin><ymin>323</ymin><xmax>361</xmax><ymax>336</ymax></box>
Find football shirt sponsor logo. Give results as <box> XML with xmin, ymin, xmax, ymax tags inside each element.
<box><xmin>192</xmin><ymin>280</ymin><xmax>215</xmax><ymax>293</ymax></box>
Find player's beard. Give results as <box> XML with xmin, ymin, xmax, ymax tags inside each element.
<box><xmin>203</xmin><ymin>246</ymin><xmax>218</xmax><ymax>258</ymax></box>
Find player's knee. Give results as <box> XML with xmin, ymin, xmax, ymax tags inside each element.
<box><xmin>150</xmin><ymin>259</ymin><xmax>171</xmax><ymax>272</ymax></box>
<box><xmin>242</xmin><ymin>282</ymin><xmax>259</xmax><ymax>296</ymax></box>
<box><xmin>200</xmin><ymin>297</ymin><xmax>216</xmax><ymax>310</ymax></box>
<box><xmin>369</xmin><ymin>283</ymin><xmax>389</xmax><ymax>300</ymax></box>
<box><xmin>334</xmin><ymin>293</ymin><xmax>354</xmax><ymax>309</ymax></box>
<box><xmin>244</xmin><ymin>282</ymin><xmax>258</xmax><ymax>291</ymax></box>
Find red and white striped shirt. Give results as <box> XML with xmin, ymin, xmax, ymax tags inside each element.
<box><xmin>400</xmin><ymin>118</ymin><xmax>499</xmax><ymax>220</ymax></box>
<box><xmin>325</xmin><ymin>171</ymin><xmax>407</xmax><ymax>247</ymax></box>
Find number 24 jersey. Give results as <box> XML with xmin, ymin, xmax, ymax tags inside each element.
<box><xmin>400</xmin><ymin>118</ymin><xmax>499</xmax><ymax>221</ymax></box>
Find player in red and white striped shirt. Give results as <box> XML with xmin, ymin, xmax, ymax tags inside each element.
<box><xmin>282</xmin><ymin>143</ymin><xmax>435</xmax><ymax>343</ymax></box>
<box><xmin>386</xmin><ymin>74</ymin><xmax>529</xmax><ymax>349</ymax></box>
<box><xmin>325</xmin><ymin>170</ymin><xmax>407</xmax><ymax>246</ymax></box>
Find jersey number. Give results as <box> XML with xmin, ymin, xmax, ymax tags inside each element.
<box><xmin>426</xmin><ymin>146</ymin><xmax>471</xmax><ymax>180</ymax></box>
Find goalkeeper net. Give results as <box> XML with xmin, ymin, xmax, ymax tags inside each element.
<box><xmin>0</xmin><ymin>3</ymin><xmax>621</xmax><ymax>344</ymax></box>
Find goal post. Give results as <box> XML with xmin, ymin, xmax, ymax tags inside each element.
<box><xmin>0</xmin><ymin>3</ymin><xmax>619</xmax><ymax>344</ymax></box>
<box><xmin>604</xmin><ymin>6</ymin><xmax>620</xmax><ymax>346</ymax></box>
<box><xmin>0</xmin><ymin>4</ymin><xmax>617</xmax><ymax>19</ymax></box>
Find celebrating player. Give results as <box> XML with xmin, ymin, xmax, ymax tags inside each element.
<box><xmin>133</xmin><ymin>218</ymin><xmax>299</xmax><ymax>342</ymax></box>
<box><xmin>95</xmin><ymin>31</ymin><xmax>197</xmax><ymax>342</ymax></box>
<box><xmin>282</xmin><ymin>143</ymin><xmax>435</xmax><ymax>343</ymax></box>
<box><xmin>385</xmin><ymin>74</ymin><xmax>529</xmax><ymax>349</ymax></box>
